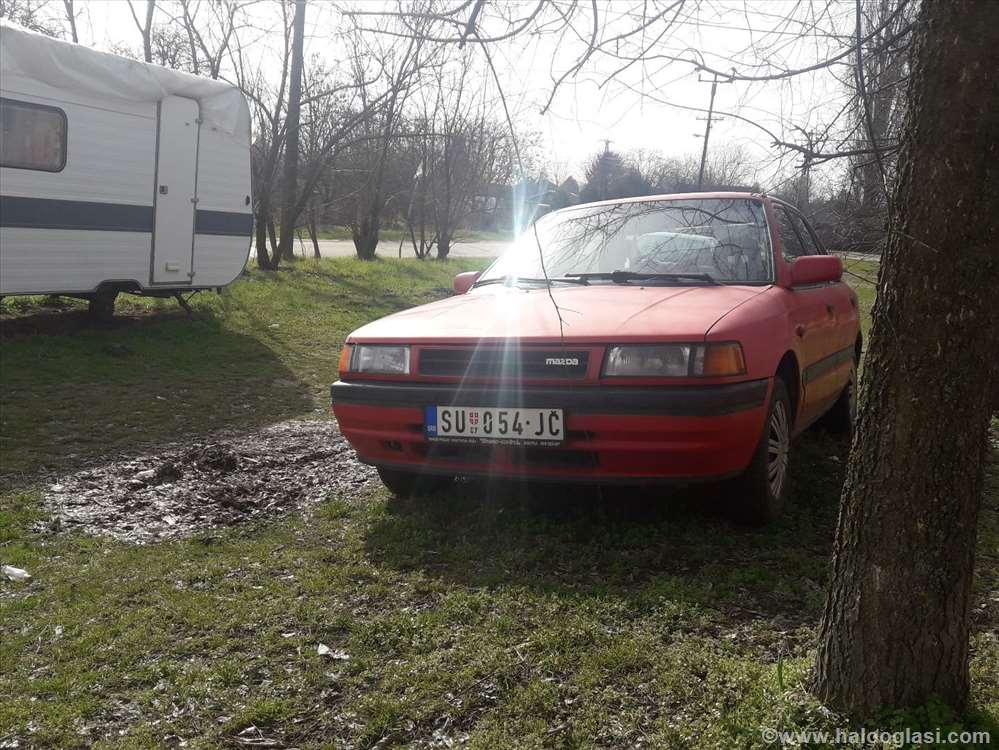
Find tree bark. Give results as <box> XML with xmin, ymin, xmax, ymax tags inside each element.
<box><xmin>813</xmin><ymin>0</ymin><xmax>999</xmax><ymax>717</ymax></box>
<box><xmin>352</xmin><ymin>217</ymin><xmax>379</xmax><ymax>261</ymax></box>
<box><xmin>436</xmin><ymin>230</ymin><xmax>451</xmax><ymax>260</ymax></box>
<box><xmin>277</xmin><ymin>0</ymin><xmax>306</xmax><ymax>263</ymax></box>
<box><xmin>141</xmin><ymin>0</ymin><xmax>154</xmax><ymax>63</ymax></box>
<box><xmin>126</xmin><ymin>0</ymin><xmax>155</xmax><ymax>63</ymax></box>
<box><xmin>308</xmin><ymin>211</ymin><xmax>321</xmax><ymax>259</ymax></box>
<box><xmin>63</xmin><ymin>0</ymin><xmax>78</xmax><ymax>43</ymax></box>
<box><xmin>254</xmin><ymin>208</ymin><xmax>272</xmax><ymax>269</ymax></box>
<box><xmin>266</xmin><ymin>219</ymin><xmax>279</xmax><ymax>258</ymax></box>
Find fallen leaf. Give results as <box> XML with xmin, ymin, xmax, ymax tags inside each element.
<box><xmin>2</xmin><ymin>565</ymin><xmax>31</xmax><ymax>582</ymax></box>
<box><xmin>317</xmin><ymin>644</ymin><xmax>350</xmax><ymax>660</ymax></box>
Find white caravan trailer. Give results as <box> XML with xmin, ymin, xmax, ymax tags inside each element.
<box><xmin>0</xmin><ymin>21</ymin><xmax>252</xmax><ymax>317</ymax></box>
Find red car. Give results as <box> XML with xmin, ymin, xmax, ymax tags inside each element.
<box><xmin>331</xmin><ymin>193</ymin><xmax>860</xmax><ymax>521</ymax></box>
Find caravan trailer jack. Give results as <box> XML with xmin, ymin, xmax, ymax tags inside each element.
<box><xmin>174</xmin><ymin>291</ymin><xmax>199</xmax><ymax>316</ymax></box>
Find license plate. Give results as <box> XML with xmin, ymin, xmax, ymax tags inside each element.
<box><xmin>425</xmin><ymin>406</ymin><xmax>564</xmax><ymax>446</ymax></box>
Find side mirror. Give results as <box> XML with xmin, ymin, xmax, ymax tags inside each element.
<box><xmin>790</xmin><ymin>255</ymin><xmax>842</xmax><ymax>286</ymax></box>
<box><xmin>453</xmin><ymin>271</ymin><xmax>481</xmax><ymax>295</ymax></box>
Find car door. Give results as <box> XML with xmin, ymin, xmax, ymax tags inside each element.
<box><xmin>774</xmin><ymin>205</ymin><xmax>840</xmax><ymax>427</ymax></box>
<box><xmin>791</xmin><ymin>212</ymin><xmax>859</xmax><ymax>352</ymax></box>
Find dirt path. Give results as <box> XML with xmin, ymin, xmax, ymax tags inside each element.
<box><xmin>40</xmin><ymin>420</ymin><xmax>376</xmax><ymax>543</ymax></box>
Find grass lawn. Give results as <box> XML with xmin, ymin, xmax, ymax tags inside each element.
<box><xmin>1</xmin><ymin>259</ymin><xmax>996</xmax><ymax>749</ymax></box>
<box><xmin>0</xmin><ymin>257</ymin><xmax>486</xmax><ymax>475</ymax></box>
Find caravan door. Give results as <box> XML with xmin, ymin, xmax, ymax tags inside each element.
<box><xmin>152</xmin><ymin>96</ymin><xmax>199</xmax><ymax>284</ymax></box>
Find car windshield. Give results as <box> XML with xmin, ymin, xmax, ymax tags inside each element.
<box><xmin>480</xmin><ymin>198</ymin><xmax>773</xmax><ymax>285</ymax></box>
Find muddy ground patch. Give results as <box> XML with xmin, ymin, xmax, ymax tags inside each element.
<box><xmin>38</xmin><ymin>420</ymin><xmax>376</xmax><ymax>543</ymax></box>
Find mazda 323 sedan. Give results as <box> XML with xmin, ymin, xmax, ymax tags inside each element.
<box><xmin>331</xmin><ymin>193</ymin><xmax>860</xmax><ymax>522</ymax></box>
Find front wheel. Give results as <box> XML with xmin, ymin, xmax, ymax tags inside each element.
<box><xmin>377</xmin><ymin>467</ymin><xmax>453</xmax><ymax>497</ymax></box>
<box><xmin>731</xmin><ymin>378</ymin><xmax>792</xmax><ymax>525</ymax></box>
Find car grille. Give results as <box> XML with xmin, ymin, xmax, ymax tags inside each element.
<box><xmin>419</xmin><ymin>348</ymin><xmax>590</xmax><ymax>379</ymax></box>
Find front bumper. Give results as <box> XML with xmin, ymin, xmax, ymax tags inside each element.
<box><xmin>330</xmin><ymin>378</ymin><xmax>771</xmax><ymax>482</ymax></box>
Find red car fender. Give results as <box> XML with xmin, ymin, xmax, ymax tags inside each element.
<box><xmin>706</xmin><ymin>286</ymin><xmax>806</xmax><ymax>427</ymax></box>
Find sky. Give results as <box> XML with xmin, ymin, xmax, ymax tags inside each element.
<box><xmin>55</xmin><ymin>0</ymin><xmax>856</xmax><ymax>191</ymax></box>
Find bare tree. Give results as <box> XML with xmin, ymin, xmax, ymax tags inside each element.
<box><xmin>126</xmin><ymin>0</ymin><xmax>156</xmax><ymax>63</ymax></box>
<box><xmin>231</xmin><ymin>2</ymin><xmax>405</xmax><ymax>269</ymax></box>
<box><xmin>0</xmin><ymin>0</ymin><xmax>63</xmax><ymax>36</ymax></box>
<box><xmin>344</xmin><ymin>26</ymin><xmax>434</xmax><ymax>260</ymax></box>
<box><xmin>299</xmin><ymin>58</ymin><xmax>349</xmax><ymax>258</ymax></box>
<box><xmin>419</xmin><ymin>59</ymin><xmax>513</xmax><ymax>259</ymax></box>
<box><xmin>152</xmin><ymin>23</ymin><xmax>194</xmax><ymax>70</ymax></box>
<box><xmin>171</xmin><ymin>0</ymin><xmax>248</xmax><ymax>80</ymax></box>
<box><xmin>61</xmin><ymin>0</ymin><xmax>75</xmax><ymax>42</ymax></box>
<box><xmin>276</xmin><ymin>0</ymin><xmax>306</xmax><ymax>263</ymax></box>
<box><xmin>230</xmin><ymin>0</ymin><xmax>294</xmax><ymax>270</ymax></box>
<box><xmin>838</xmin><ymin>0</ymin><xmax>915</xmax><ymax>251</ymax></box>
<box><xmin>348</xmin><ymin>1</ymin><xmax>918</xmax><ymax>181</ymax></box>
<box><xmin>398</xmin><ymin>114</ymin><xmax>437</xmax><ymax>259</ymax></box>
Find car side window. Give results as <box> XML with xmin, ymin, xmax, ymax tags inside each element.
<box><xmin>775</xmin><ymin>207</ymin><xmax>806</xmax><ymax>261</ymax></box>
<box><xmin>790</xmin><ymin>213</ymin><xmax>822</xmax><ymax>256</ymax></box>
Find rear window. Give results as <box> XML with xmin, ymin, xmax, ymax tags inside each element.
<box><xmin>0</xmin><ymin>97</ymin><xmax>67</xmax><ymax>172</ymax></box>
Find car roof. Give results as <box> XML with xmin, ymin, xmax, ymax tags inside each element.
<box><xmin>551</xmin><ymin>191</ymin><xmax>769</xmax><ymax>213</ymax></box>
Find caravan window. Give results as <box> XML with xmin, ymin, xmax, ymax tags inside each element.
<box><xmin>0</xmin><ymin>98</ymin><xmax>67</xmax><ymax>172</ymax></box>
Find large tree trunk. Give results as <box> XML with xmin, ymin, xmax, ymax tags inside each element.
<box><xmin>352</xmin><ymin>217</ymin><xmax>379</xmax><ymax>261</ymax></box>
<box><xmin>436</xmin><ymin>230</ymin><xmax>451</xmax><ymax>260</ymax></box>
<box><xmin>277</xmin><ymin>0</ymin><xmax>306</xmax><ymax>263</ymax></box>
<box><xmin>813</xmin><ymin>0</ymin><xmax>999</xmax><ymax>717</ymax></box>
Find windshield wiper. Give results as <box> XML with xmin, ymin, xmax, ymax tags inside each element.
<box><xmin>473</xmin><ymin>275</ymin><xmax>589</xmax><ymax>288</ymax></box>
<box><xmin>565</xmin><ymin>271</ymin><xmax>719</xmax><ymax>285</ymax></box>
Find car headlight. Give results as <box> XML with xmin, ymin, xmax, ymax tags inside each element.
<box><xmin>602</xmin><ymin>342</ymin><xmax>745</xmax><ymax>377</ymax></box>
<box><xmin>340</xmin><ymin>344</ymin><xmax>410</xmax><ymax>375</ymax></box>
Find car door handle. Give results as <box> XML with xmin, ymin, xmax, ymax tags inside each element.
<box><xmin>795</xmin><ymin>324</ymin><xmax>806</xmax><ymax>337</ymax></box>
<box><xmin>826</xmin><ymin>304</ymin><xmax>836</xmax><ymax>316</ymax></box>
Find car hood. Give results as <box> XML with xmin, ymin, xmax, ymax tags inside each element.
<box><xmin>349</xmin><ymin>283</ymin><xmax>770</xmax><ymax>343</ymax></box>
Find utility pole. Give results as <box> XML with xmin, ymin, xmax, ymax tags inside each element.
<box><xmin>597</xmin><ymin>139</ymin><xmax>614</xmax><ymax>199</ymax></box>
<box><xmin>695</xmin><ymin>73</ymin><xmax>731</xmax><ymax>190</ymax></box>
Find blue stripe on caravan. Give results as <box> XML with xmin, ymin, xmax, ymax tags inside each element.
<box><xmin>0</xmin><ymin>196</ymin><xmax>253</xmax><ymax>237</ymax></box>
<box><xmin>0</xmin><ymin>196</ymin><xmax>153</xmax><ymax>232</ymax></box>
<box><xmin>195</xmin><ymin>209</ymin><xmax>253</xmax><ymax>237</ymax></box>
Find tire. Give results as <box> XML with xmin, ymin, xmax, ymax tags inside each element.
<box><xmin>376</xmin><ymin>467</ymin><xmax>452</xmax><ymax>497</ymax></box>
<box><xmin>87</xmin><ymin>290</ymin><xmax>118</xmax><ymax>322</ymax></box>
<box><xmin>731</xmin><ymin>378</ymin><xmax>793</xmax><ymax>525</ymax></box>
<box><xmin>819</xmin><ymin>360</ymin><xmax>857</xmax><ymax>437</ymax></box>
